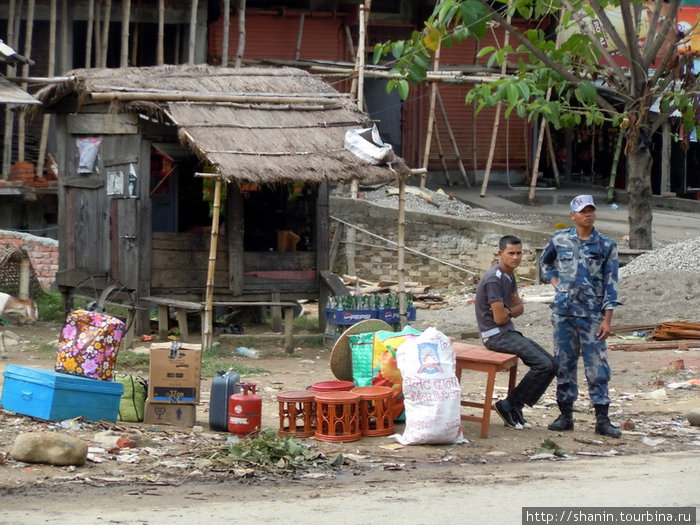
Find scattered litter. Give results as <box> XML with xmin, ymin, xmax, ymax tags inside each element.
<box><xmin>530</xmin><ymin>439</ymin><xmax>570</xmax><ymax>460</ymax></box>
<box><xmin>642</xmin><ymin>436</ymin><xmax>666</xmax><ymax>447</ymax></box>
<box><xmin>379</xmin><ymin>443</ymin><xmax>404</xmax><ymax>451</ymax></box>
<box><xmin>646</xmin><ymin>388</ymin><xmax>668</xmax><ymax>400</ymax></box>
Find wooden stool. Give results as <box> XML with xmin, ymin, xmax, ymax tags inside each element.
<box><xmin>351</xmin><ymin>386</ymin><xmax>395</xmax><ymax>437</ymax></box>
<box><xmin>314</xmin><ymin>391</ymin><xmax>361</xmax><ymax>443</ymax></box>
<box><xmin>453</xmin><ymin>342</ymin><xmax>518</xmax><ymax>438</ymax></box>
<box><xmin>277</xmin><ymin>390</ymin><xmax>316</xmax><ymax>437</ymax></box>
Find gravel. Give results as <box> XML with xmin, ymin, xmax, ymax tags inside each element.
<box><xmin>620</xmin><ymin>236</ymin><xmax>700</xmax><ymax>277</ymax></box>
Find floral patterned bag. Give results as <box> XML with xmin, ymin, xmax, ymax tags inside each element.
<box><xmin>55</xmin><ymin>310</ymin><xmax>125</xmax><ymax>381</ymax></box>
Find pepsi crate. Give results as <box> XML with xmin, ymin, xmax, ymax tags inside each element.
<box><xmin>1</xmin><ymin>364</ymin><xmax>123</xmax><ymax>422</ymax></box>
<box><xmin>377</xmin><ymin>307</ymin><xmax>417</xmax><ymax>324</ymax></box>
<box><xmin>325</xmin><ymin>308</ymin><xmax>377</xmax><ymax>325</ymax></box>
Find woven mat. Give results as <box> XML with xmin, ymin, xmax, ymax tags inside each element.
<box><xmin>329</xmin><ymin>319</ymin><xmax>391</xmax><ymax>382</ymax></box>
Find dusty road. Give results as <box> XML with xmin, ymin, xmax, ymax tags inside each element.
<box><xmin>2</xmin><ymin>451</ymin><xmax>698</xmax><ymax>524</ymax></box>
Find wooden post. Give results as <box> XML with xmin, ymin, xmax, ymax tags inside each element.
<box><xmin>607</xmin><ymin>127</ymin><xmax>625</xmax><ymax>202</ymax></box>
<box><xmin>397</xmin><ymin>179</ymin><xmax>407</xmax><ymax>329</ymax></box>
<box><xmin>157</xmin><ymin>0</ymin><xmax>164</xmax><ymax>65</ymax></box>
<box><xmin>480</xmin><ymin>10</ymin><xmax>512</xmax><ymax>197</ymax></box>
<box><xmin>421</xmin><ymin>40</ymin><xmax>441</xmax><ymax>189</ymax></box>
<box><xmin>2</xmin><ymin>0</ymin><xmax>17</xmax><ymax>179</ymax></box>
<box><xmin>235</xmin><ymin>0</ymin><xmax>246</xmax><ymax>68</ymax></box>
<box><xmin>36</xmin><ymin>0</ymin><xmax>57</xmax><ymax>181</ymax></box>
<box><xmin>436</xmin><ymin>89</ymin><xmax>470</xmax><ymax>186</ymax></box>
<box><xmin>18</xmin><ymin>0</ymin><xmax>36</xmax><ymax>163</ymax></box>
<box><xmin>101</xmin><ymin>0</ymin><xmax>112</xmax><ymax>67</ymax></box>
<box><xmin>221</xmin><ymin>0</ymin><xmax>230</xmax><ymax>66</ymax></box>
<box><xmin>85</xmin><ymin>0</ymin><xmax>94</xmax><ymax>67</ymax></box>
<box><xmin>294</xmin><ymin>13</ymin><xmax>305</xmax><ymax>61</ymax></box>
<box><xmin>120</xmin><ymin>0</ymin><xmax>130</xmax><ymax>67</ymax></box>
<box><xmin>19</xmin><ymin>258</ymin><xmax>31</xmax><ymax>300</ymax></box>
<box><xmin>131</xmin><ymin>17</ymin><xmax>139</xmax><ymax>64</ymax></box>
<box><xmin>200</xmin><ymin>173</ymin><xmax>222</xmax><ymax>350</ymax></box>
<box><xmin>188</xmin><ymin>0</ymin><xmax>197</xmax><ymax>64</ymax></box>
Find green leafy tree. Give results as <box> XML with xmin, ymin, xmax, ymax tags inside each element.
<box><xmin>374</xmin><ymin>0</ymin><xmax>699</xmax><ymax>250</ymax></box>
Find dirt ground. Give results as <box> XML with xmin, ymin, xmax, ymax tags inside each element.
<box><xmin>1</xmin><ymin>272</ymin><xmax>699</xmax><ymax>505</ymax></box>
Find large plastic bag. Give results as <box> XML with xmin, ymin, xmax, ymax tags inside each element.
<box><xmin>393</xmin><ymin>327</ymin><xmax>467</xmax><ymax>445</ymax></box>
<box><xmin>344</xmin><ymin>125</ymin><xmax>396</xmax><ymax>165</ymax></box>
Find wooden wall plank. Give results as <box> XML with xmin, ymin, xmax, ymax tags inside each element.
<box><xmin>67</xmin><ymin>113</ymin><xmax>139</xmax><ymax>135</ymax></box>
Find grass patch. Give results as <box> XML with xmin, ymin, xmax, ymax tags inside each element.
<box><xmin>293</xmin><ymin>315</ymin><xmax>319</xmax><ymax>331</ymax></box>
<box><xmin>202</xmin><ymin>346</ymin><xmax>268</xmax><ymax>377</ymax></box>
<box><xmin>34</xmin><ymin>290</ymin><xmax>65</xmax><ymax>323</ymax></box>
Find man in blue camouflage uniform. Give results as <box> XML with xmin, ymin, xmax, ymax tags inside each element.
<box><xmin>540</xmin><ymin>195</ymin><xmax>622</xmax><ymax>438</ymax></box>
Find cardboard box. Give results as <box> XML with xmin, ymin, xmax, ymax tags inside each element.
<box><xmin>1</xmin><ymin>364</ymin><xmax>123</xmax><ymax>422</ymax></box>
<box><xmin>143</xmin><ymin>400</ymin><xmax>196</xmax><ymax>427</ymax></box>
<box><xmin>148</xmin><ymin>342</ymin><xmax>201</xmax><ymax>403</ymax></box>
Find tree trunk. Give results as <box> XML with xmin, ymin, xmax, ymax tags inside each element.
<box><xmin>626</xmin><ymin>148</ymin><xmax>653</xmax><ymax>250</ymax></box>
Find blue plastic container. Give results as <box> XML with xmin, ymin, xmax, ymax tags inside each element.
<box><xmin>376</xmin><ymin>307</ymin><xmax>417</xmax><ymax>323</ymax></box>
<box><xmin>1</xmin><ymin>364</ymin><xmax>123</xmax><ymax>422</ymax></box>
<box><xmin>325</xmin><ymin>308</ymin><xmax>377</xmax><ymax>325</ymax></box>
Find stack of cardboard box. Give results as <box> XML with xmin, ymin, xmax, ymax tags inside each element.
<box><xmin>144</xmin><ymin>342</ymin><xmax>201</xmax><ymax>427</ymax></box>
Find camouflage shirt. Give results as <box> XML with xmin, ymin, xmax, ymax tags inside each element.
<box><xmin>540</xmin><ymin>227</ymin><xmax>620</xmax><ymax>317</ymax></box>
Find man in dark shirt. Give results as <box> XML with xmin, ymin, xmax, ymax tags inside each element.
<box><xmin>475</xmin><ymin>235</ymin><xmax>556</xmax><ymax>429</ymax></box>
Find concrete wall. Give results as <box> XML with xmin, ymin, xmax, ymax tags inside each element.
<box><xmin>0</xmin><ymin>230</ymin><xmax>59</xmax><ymax>291</ymax></box>
<box><xmin>330</xmin><ymin>197</ymin><xmax>552</xmax><ymax>289</ymax></box>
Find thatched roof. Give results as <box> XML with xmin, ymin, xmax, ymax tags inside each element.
<box><xmin>34</xmin><ymin>64</ymin><xmax>410</xmax><ymax>184</ymax></box>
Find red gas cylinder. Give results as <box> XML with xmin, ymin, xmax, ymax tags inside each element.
<box><xmin>228</xmin><ymin>382</ymin><xmax>262</xmax><ymax>436</ymax></box>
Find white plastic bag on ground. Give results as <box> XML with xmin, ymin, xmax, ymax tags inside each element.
<box><xmin>393</xmin><ymin>327</ymin><xmax>467</xmax><ymax>445</ymax></box>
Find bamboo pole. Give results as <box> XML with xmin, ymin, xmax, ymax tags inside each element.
<box><xmin>294</xmin><ymin>13</ymin><xmax>305</xmax><ymax>61</ymax></box>
<box><xmin>85</xmin><ymin>0</ymin><xmax>94</xmax><ymax>67</ymax></box>
<box><xmin>356</xmin><ymin>1</ymin><xmax>371</xmax><ymax>111</ymax></box>
<box><xmin>421</xmin><ymin>39</ymin><xmax>442</xmax><ymax>189</ymax></box>
<box><xmin>120</xmin><ymin>0</ymin><xmax>130</xmax><ymax>67</ymax></box>
<box><xmin>544</xmin><ymin>123</ymin><xmax>560</xmax><ymax>187</ymax></box>
<box><xmin>101</xmin><ymin>0</ymin><xmax>111</xmax><ymax>67</ymax></box>
<box><xmin>156</xmin><ymin>0</ymin><xmax>164</xmax><ymax>65</ymax></box>
<box><xmin>36</xmin><ymin>0</ymin><xmax>56</xmax><ymax>181</ymax></box>
<box><xmin>433</xmin><ymin>121</ymin><xmax>451</xmax><ymax>184</ymax></box>
<box><xmin>528</xmin><ymin>111</ymin><xmax>549</xmax><ymax>204</ymax></box>
<box><xmin>131</xmin><ymin>17</ymin><xmax>139</xmax><ymax>64</ymax></box>
<box><xmin>188</xmin><ymin>0</ymin><xmax>197</xmax><ymax>64</ymax></box>
<box><xmin>607</xmin><ymin>127</ymin><xmax>625</xmax><ymax>202</ymax></box>
<box><xmin>18</xmin><ymin>0</ymin><xmax>35</xmax><ymax>164</ymax></box>
<box><xmin>200</xmin><ymin>173</ymin><xmax>222</xmax><ymax>350</ymax></box>
<box><xmin>94</xmin><ymin>0</ymin><xmax>102</xmax><ymax>68</ymax></box>
<box><xmin>397</xmin><ymin>179</ymin><xmax>407</xmax><ymax>329</ymax></box>
<box><xmin>2</xmin><ymin>0</ymin><xmax>18</xmax><ymax>179</ymax></box>
<box><xmin>220</xmin><ymin>0</ymin><xmax>230</xmax><ymax>66</ymax></box>
<box><xmin>235</xmin><ymin>0</ymin><xmax>246</xmax><ymax>68</ymax></box>
<box><xmin>60</xmin><ymin>0</ymin><xmax>68</xmax><ymax>72</ymax></box>
<box><xmin>436</xmin><ymin>89</ymin><xmax>470</xmax><ymax>186</ymax></box>
<box><xmin>89</xmin><ymin>92</ymin><xmax>341</xmax><ymax>105</ymax></box>
<box><xmin>480</xmin><ymin>11</ymin><xmax>512</xmax><ymax>197</ymax></box>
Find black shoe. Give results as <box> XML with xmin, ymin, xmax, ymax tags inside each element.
<box><xmin>512</xmin><ymin>406</ymin><xmax>532</xmax><ymax>429</ymax></box>
<box><xmin>495</xmin><ymin>400</ymin><xmax>522</xmax><ymax>430</ymax></box>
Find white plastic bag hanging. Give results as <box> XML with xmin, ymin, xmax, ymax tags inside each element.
<box><xmin>393</xmin><ymin>327</ymin><xmax>467</xmax><ymax>445</ymax></box>
<box><xmin>344</xmin><ymin>125</ymin><xmax>396</xmax><ymax>166</ymax></box>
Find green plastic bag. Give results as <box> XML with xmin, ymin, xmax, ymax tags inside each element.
<box><xmin>348</xmin><ymin>332</ymin><xmax>375</xmax><ymax>387</ymax></box>
<box><xmin>115</xmin><ymin>374</ymin><xmax>148</xmax><ymax>422</ymax></box>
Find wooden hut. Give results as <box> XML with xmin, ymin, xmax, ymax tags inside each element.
<box><xmin>34</xmin><ymin>64</ymin><xmax>408</xmax><ymax>347</ymax></box>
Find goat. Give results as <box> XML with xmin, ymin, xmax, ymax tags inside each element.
<box><xmin>0</xmin><ymin>292</ymin><xmax>38</xmax><ymax>359</ymax></box>
<box><xmin>0</xmin><ymin>292</ymin><xmax>38</xmax><ymax>325</ymax></box>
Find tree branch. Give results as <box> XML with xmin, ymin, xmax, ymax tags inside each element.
<box><xmin>642</xmin><ymin>0</ymin><xmax>682</xmax><ymax>65</ymax></box>
<box><xmin>559</xmin><ymin>0</ymin><xmax>628</xmax><ymax>86</ymax></box>
<box><xmin>484</xmin><ymin>2</ymin><xmax>617</xmax><ymax>113</ymax></box>
<box><xmin>618</xmin><ymin>0</ymin><xmax>646</xmax><ymax>92</ymax></box>
<box><xmin>587</xmin><ymin>1</ymin><xmax>631</xmax><ymax>59</ymax></box>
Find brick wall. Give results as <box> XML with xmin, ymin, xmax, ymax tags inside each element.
<box><xmin>330</xmin><ymin>197</ymin><xmax>552</xmax><ymax>290</ymax></box>
<box><xmin>0</xmin><ymin>230</ymin><xmax>59</xmax><ymax>291</ymax></box>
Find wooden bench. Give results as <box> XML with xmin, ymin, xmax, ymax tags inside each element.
<box><xmin>141</xmin><ymin>296</ymin><xmax>297</xmax><ymax>353</ymax></box>
<box><xmin>453</xmin><ymin>342</ymin><xmax>518</xmax><ymax>438</ymax></box>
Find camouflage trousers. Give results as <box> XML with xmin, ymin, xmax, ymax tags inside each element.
<box><xmin>551</xmin><ymin>313</ymin><xmax>611</xmax><ymax>405</ymax></box>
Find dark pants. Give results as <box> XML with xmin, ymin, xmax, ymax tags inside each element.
<box><xmin>484</xmin><ymin>330</ymin><xmax>557</xmax><ymax>407</ymax></box>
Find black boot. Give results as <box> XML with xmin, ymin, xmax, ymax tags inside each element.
<box><xmin>594</xmin><ymin>404</ymin><xmax>621</xmax><ymax>438</ymax></box>
<box><xmin>548</xmin><ymin>401</ymin><xmax>574</xmax><ymax>431</ymax></box>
